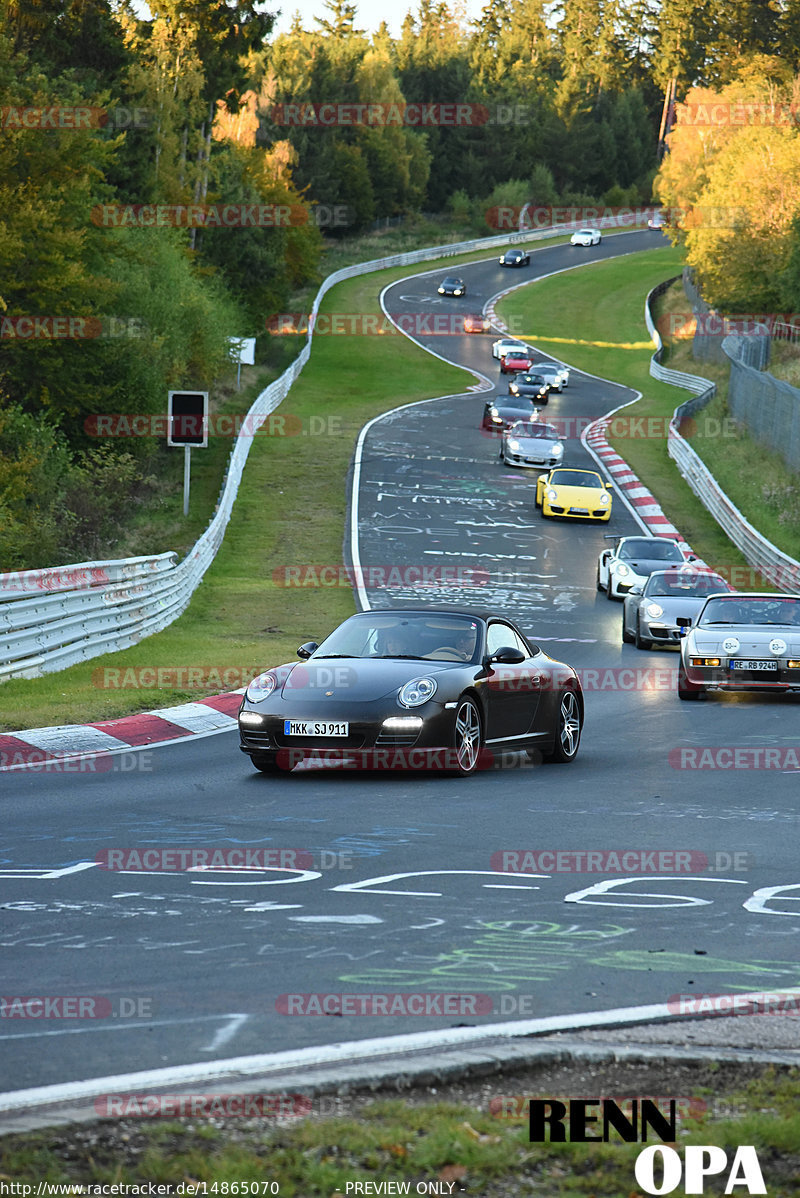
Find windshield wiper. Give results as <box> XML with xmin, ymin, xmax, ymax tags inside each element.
<box><xmin>373</xmin><ymin>654</ymin><xmax>429</xmax><ymax>660</ymax></box>
<box><xmin>312</xmin><ymin>654</ymin><xmax>357</xmax><ymax>658</ymax></box>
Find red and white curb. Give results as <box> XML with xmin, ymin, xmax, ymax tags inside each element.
<box><xmin>0</xmin><ymin>692</ymin><xmax>242</xmax><ymax>771</ymax></box>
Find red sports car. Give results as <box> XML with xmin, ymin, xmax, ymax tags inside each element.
<box><xmin>464</xmin><ymin>314</ymin><xmax>491</xmax><ymax>334</ymax></box>
<box><xmin>500</xmin><ymin>349</ymin><xmax>533</xmax><ymax>374</ymax></box>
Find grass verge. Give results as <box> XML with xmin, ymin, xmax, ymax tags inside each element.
<box><xmin>1</xmin><ymin>1064</ymin><xmax>798</xmax><ymax>1194</ymax></box>
<box><xmin>495</xmin><ymin>248</ymin><xmax>793</xmax><ymax>582</ymax></box>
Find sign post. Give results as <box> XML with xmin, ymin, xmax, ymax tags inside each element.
<box><xmin>167</xmin><ymin>391</ymin><xmax>208</xmax><ymax>516</ymax></box>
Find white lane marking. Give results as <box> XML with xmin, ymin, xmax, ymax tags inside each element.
<box><xmin>0</xmin><ymin>1014</ymin><xmax>246</xmax><ymax>1042</ymax></box>
<box><xmin>0</xmin><ymin>993</ymin><xmax>757</xmax><ymax>1116</ymax></box>
<box><xmin>0</xmin><ymin>863</ymin><xmax>98</xmax><ymax>880</ymax></box>
<box><xmin>200</xmin><ymin>1014</ymin><xmax>250</xmax><ymax>1054</ymax></box>
<box><xmin>287</xmin><ymin>914</ymin><xmax>383</xmax><ymax>924</ymax></box>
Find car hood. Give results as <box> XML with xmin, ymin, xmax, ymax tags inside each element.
<box><xmin>549</xmin><ymin>482</ymin><xmax>605</xmax><ymax>503</ymax></box>
<box><xmin>640</xmin><ymin>595</ymin><xmax>710</xmax><ymax>621</ymax></box>
<box><xmin>616</xmin><ymin>557</ymin><xmax>684</xmax><ymax>576</ymax></box>
<box><xmin>690</xmin><ymin>626</ymin><xmax>800</xmax><ymax>655</ymax></box>
<box><xmin>509</xmin><ymin>435</ymin><xmax>560</xmax><ymax>453</ymax></box>
<box><xmin>271</xmin><ymin>658</ymin><xmax>461</xmax><ymax>703</ymax></box>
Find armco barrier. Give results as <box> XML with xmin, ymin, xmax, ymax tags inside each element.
<box><xmin>645</xmin><ymin>280</ymin><xmax>800</xmax><ymax>593</ymax></box>
<box><xmin>0</xmin><ymin>218</ymin><xmax>623</xmax><ymax>683</ymax></box>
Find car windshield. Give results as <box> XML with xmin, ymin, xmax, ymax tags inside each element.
<box><xmin>645</xmin><ymin>572</ymin><xmax>728</xmax><ymax>597</ymax></box>
<box><xmin>550</xmin><ymin>470</ymin><xmax>602</xmax><ymax>488</ymax></box>
<box><xmin>517</xmin><ymin>374</ymin><xmax>545</xmax><ymax>385</ymax></box>
<box><xmin>312</xmin><ymin>613</ymin><xmax>482</xmax><ymax>662</ymax></box>
<box><xmin>619</xmin><ymin>540</ymin><xmax>684</xmax><ymax>561</ymax></box>
<box><xmin>699</xmin><ymin>597</ymin><xmax>800</xmax><ymax>626</ymax></box>
<box><xmin>505</xmin><ymin>351</ymin><xmax>528</xmax><ymax>359</ymax></box>
<box><xmin>509</xmin><ymin>422</ymin><xmax>558</xmax><ymax>439</ymax></box>
<box><xmin>442</xmin><ymin>278</ymin><xmax>460</xmax><ymax>286</ymax></box>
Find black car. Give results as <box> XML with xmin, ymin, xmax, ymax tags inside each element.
<box><xmin>437</xmin><ymin>276</ymin><xmax>466</xmax><ymax>296</ymax></box>
<box><xmin>238</xmin><ymin>609</ymin><xmax>583</xmax><ymax>777</ymax></box>
<box><xmin>499</xmin><ymin>248</ymin><xmax>530</xmax><ymax>267</ymax></box>
<box><xmin>508</xmin><ymin>373</ymin><xmax>551</xmax><ymax>403</ymax></box>
<box><xmin>482</xmin><ymin>398</ymin><xmax>542</xmax><ymax>433</ymax></box>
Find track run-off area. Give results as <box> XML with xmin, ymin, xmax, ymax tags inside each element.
<box><xmin>2</xmin><ymin>229</ymin><xmax>799</xmax><ymax>1111</ymax></box>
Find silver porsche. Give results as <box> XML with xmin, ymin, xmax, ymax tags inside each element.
<box><xmin>678</xmin><ymin>592</ymin><xmax>800</xmax><ymax>699</ymax></box>
<box><xmin>622</xmin><ymin>567</ymin><xmax>733</xmax><ymax>650</ymax></box>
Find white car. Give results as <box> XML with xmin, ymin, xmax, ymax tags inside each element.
<box><xmin>492</xmin><ymin>337</ymin><xmax>526</xmax><ymax>360</ymax></box>
<box><xmin>534</xmin><ymin>363</ymin><xmax>570</xmax><ymax>391</ymax></box>
<box><xmin>678</xmin><ymin>593</ymin><xmax>800</xmax><ymax>699</ymax></box>
<box><xmin>597</xmin><ymin>536</ymin><xmax>694</xmax><ymax>600</ymax></box>
<box><xmin>570</xmin><ymin>228</ymin><xmax>601</xmax><ymax>247</ymax></box>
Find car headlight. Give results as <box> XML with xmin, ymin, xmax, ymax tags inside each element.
<box><xmin>645</xmin><ymin>602</ymin><xmax>664</xmax><ymax>619</ymax></box>
<box><xmin>553</xmin><ymin>443</ymin><xmax>564</xmax><ymax>456</ymax></box>
<box><xmin>438</xmin><ymin>287</ymin><xmax>445</xmax><ymax>294</ymax></box>
<box><xmin>246</xmin><ymin>671</ymin><xmax>277</xmax><ymax>702</ymax></box>
<box><xmin>398</xmin><ymin>677</ymin><xmax>438</xmax><ymax>708</ymax></box>
<box><xmin>455</xmin><ymin>289</ymin><xmax>463</xmax><ymax>295</ymax></box>
<box><xmin>599</xmin><ymin>493</ymin><xmax>611</xmax><ymax>505</ymax></box>
<box><xmin>508</xmin><ymin>439</ymin><xmax>520</xmax><ymax>451</ymax></box>
<box><xmin>616</xmin><ymin>562</ymin><xmax>630</xmax><ymax>576</ymax></box>
<box><xmin>488</xmin><ymin>406</ymin><xmax>499</xmax><ymax>417</ymax></box>
<box><xmin>547</xmin><ymin>488</ymin><xmax>558</xmax><ymax>502</ymax></box>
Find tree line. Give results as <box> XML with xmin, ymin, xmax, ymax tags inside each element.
<box><xmin>1</xmin><ymin>0</ymin><xmax>798</xmax><ymax>567</ymax></box>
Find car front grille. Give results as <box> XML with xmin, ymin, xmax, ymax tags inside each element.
<box><xmin>375</xmin><ymin>729</ymin><xmax>421</xmax><ymax>747</ymax></box>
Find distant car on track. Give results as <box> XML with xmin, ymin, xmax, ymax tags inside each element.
<box><xmin>482</xmin><ymin>398</ymin><xmax>541</xmax><ymax>433</ymax></box>
<box><xmin>238</xmin><ymin>607</ymin><xmax>584</xmax><ymax>774</ymax></box>
<box><xmin>598</xmin><ymin>535</ymin><xmax>693</xmax><ymax>600</ymax></box>
<box><xmin>500</xmin><ymin>349</ymin><xmax>533</xmax><ymax>375</ymax></box>
<box><xmin>499</xmin><ymin>248</ymin><xmax>530</xmax><ymax>267</ymax></box>
<box><xmin>492</xmin><ymin>337</ymin><xmax>526</xmax><ymax>360</ymax></box>
<box><xmin>463</xmin><ymin>313</ymin><xmax>491</xmax><ymax>333</ymax></box>
<box><xmin>438</xmin><ymin>276</ymin><xmax>466</xmax><ymax>296</ymax></box>
<box><xmin>622</xmin><ymin>567</ymin><xmax>734</xmax><ymax>650</ymax></box>
<box><xmin>501</xmin><ymin>419</ymin><xmax>564</xmax><ymax>469</ymax></box>
<box><xmin>536</xmin><ymin>468</ymin><xmax>612</xmax><ymax>520</ymax></box>
<box><xmin>570</xmin><ymin>228</ymin><xmax>602</xmax><ymax>246</ymax></box>
<box><xmin>677</xmin><ymin>593</ymin><xmax>800</xmax><ymax>700</ymax></box>
<box><xmin>508</xmin><ymin>373</ymin><xmax>551</xmax><ymax>403</ymax></box>
<box><xmin>532</xmin><ymin>363</ymin><xmax>569</xmax><ymax>391</ymax></box>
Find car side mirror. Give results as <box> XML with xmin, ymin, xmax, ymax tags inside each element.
<box><xmin>629</xmin><ymin>586</ymin><xmax>643</xmax><ymax>596</ymax></box>
<box><xmin>297</xmin><ymin>642</ymin><xmax>318</xmax><ymax>659</ymax></box>
<box><xmin>686</xmin><ymin>553</ymin><xmax>698</xmax><ymax>561</ymax></box>
<box><xmin>488</xmin><ymin>646</ymin><xmax>526</xmax><ymax>665</ymax></box>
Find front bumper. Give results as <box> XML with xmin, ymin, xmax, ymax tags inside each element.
<box><xmin>682</xmin><ymin>660</ymin><xmax>800</xmax><ymax>690</ymax></box>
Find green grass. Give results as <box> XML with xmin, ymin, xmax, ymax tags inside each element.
<box><xmin>495</xmin><ymin>249</ymin><xmax>789</xmax><ymax>583</ymax></box>
<box><xmin>1</xmin><ymin>1069</ymin><xmax>799</xmax><ymax>1194</ymax></box>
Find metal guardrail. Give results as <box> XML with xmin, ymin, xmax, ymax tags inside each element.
<box><xmin>646</xmin><ymin>281</ymin><xmax>800</xmax><ymax>592</ymax></box>
<box><xmin>1</xmin><ymin>218</ymin><xmax>610</xmax><ymax>683</ymax></box>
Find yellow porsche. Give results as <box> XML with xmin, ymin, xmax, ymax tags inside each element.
<box><xmin>535</xmin><ymin>467</ymin><xmax>613</xmax><ymax>521</ymax></box>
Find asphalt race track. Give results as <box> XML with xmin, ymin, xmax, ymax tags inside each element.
<box><xmin>3</xmin><ymin>229</ymin><xmax>799</xmax><ymax>1096</ymax></box>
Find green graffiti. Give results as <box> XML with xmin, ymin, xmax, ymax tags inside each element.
<box><xmin>339</xmin><ymin>921</ymin><xmax>800</xmax><ymax>992</ymax></box>
<box><xmin>339</xmin><ymin>920</ymin><xmax>634</xmax><ymax>991</ymax></box>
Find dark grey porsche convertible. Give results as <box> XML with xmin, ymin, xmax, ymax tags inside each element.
<box><xmin>238</xmin><ymin>608</ymin><xmax>583</xmax><ymax>776</ymax></box>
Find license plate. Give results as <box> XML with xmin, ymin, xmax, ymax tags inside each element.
<box><xmin>571</xmin><ymin>507</ymin><xmax>589</xmax><ymax>515</ymax></box>
<box><xmin>730</xmin><ymin>660</ymin><xmax>778</xmax><ymax>672</ymax></box>
<box><xmin>284</xmin><ymin>720</ymin><xmax>349</xmax><ymax>736</ymax></box>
